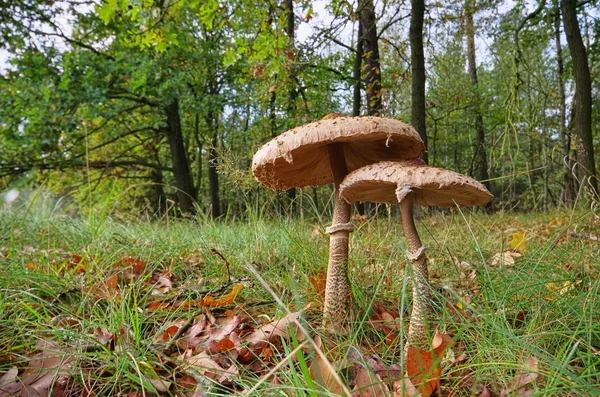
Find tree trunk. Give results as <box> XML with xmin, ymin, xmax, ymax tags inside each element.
<box><xmin>353</xmin><ymin>17</ymin><xmax>363</xmax><ymax>118</ymax></box>
<box><xmin>285</xmin><ymin>0</ymin><xmax>297</xmax><ymax>210</ymax></box>
<box><xmin>410</xmin><ymin>0</ymin><xmax>428</xmax><ymax>163</ymax></box>
<box><xmin>194</xmin><ymin>113</ymin><xmax>203</xmax><ymax>202</ymax></box>
<box><xmin>553</xmin><ymin>1</ymin><xmax>576</xmax><ymax>205</ymax></box>
<box><xmin>353</xmin><ymin>17</ymin><xmax>366</xmax><ymax>215</ymax></box>
<box><xmin>465</xmin><ymin>0</ymin><xmax>490</xmax><ymax>189</ymax></box>
<box><xmin>164</xmin><ymin>98</ymin><xmax>195</xmax><ymax>215</ymax></box>
<box><xmin>561</xmin><ymin>0</ymin><xmax>598</xmax><ymax>197</ymax></box>
<box><xmin>208</xmin><ymin>129</ymin><xmax>221</xmax><ymax>219</ymax></box>
<box><xmin>360</xmin><ymin>0</ymin><xmax>382</xmax><ymax>116</ymax></box>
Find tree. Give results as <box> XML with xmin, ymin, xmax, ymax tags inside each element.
<box><xmin>360</xmin><ymin>0</ymin><xmax>383</xmax><ymax>116</ymax></box>
<box><xmin>465</xmin><ymin>0</ymin><xmax>490</xmax><ymax>188</ymax></box>
<box><xmin>410</xmin><ymin>0</ymin><xmax>428</xmax><ymax>163</ymax></box>
<box><xmin>561</xmin><ymin>0</ymin><xmax>598</xmax><ymax>197</ymax></box>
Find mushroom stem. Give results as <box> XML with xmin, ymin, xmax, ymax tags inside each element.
<box><xmin>400</xmin><ymin>192</ymin><xmax>431</xmax><ymax>349</ymax></box>
<box><xmin>323</xmin><ymin>143</ymin><xmax>353</xmax><ymax>328</ymax></box>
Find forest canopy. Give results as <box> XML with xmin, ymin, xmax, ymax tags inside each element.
<box><xmin>1</xmin><ymin>0</ymin><xmax>598</xmax><ymax>217</ymax></box>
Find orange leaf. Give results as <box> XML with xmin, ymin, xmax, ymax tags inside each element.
<box><xmin>217</xmin><ymin>338</ymin><xmax>235</xmax><ymax>352</ymax></box>
<box><xmin>147</xmin><ymin>302</ymin><xmax>169</xmax><ymax>311</ymax></box>
<box><xmin>106</xmin><ymin>274</ymin><xmax>119</xmax><ymax>290</ymax></box>
<box><xmin>165</xmin><ymin>325</ymin><xmax>179</xmax><ymax>336</ymax></box>
<box><xmin>127</xmin><ymin>257</ymin><xmax>146</xmax><ymax>275</ymax></box>
<box><xmin>405</xmin><ymin>331</ymin><xmax>453</xmax><ymax>397</ymax></box>
<box><xmin>309</xmin><ymin>273</ymin><xmax>327</xmax><ymax>297</ymax></box>
<box><xmin>200</xmin><ymin>284</ymin><xmax>244</xmax><ymax>308</ymax></box>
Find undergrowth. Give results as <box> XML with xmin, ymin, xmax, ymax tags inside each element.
<box><xmin>0</xmin><ymin>202</ymin><xmax>598</xmax><ymax>396</ymax></box>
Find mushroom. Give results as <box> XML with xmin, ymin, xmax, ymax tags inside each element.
<box><xmin>339</xmin><ymin>159</ymin><xmax>492</xmax><ymax>347</ymax></box>
<box><xmin>252</xmin><ymin>115</ymin><xmax>425</xmax><ymax>327</ymax></box>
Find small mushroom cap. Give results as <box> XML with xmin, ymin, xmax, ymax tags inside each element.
<box><xmin>252</xmin><ymin>116</ymin><xmax>425</xmax><ymax>190</ymax></box>
<box><xmin>340</xmin><ymin>160</ymin><xmax>493</xmax><ymax>207</ymax></box>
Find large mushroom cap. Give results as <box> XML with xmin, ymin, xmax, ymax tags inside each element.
<box><xmin>340</xmin><ymin>160</ymin><xmax>493</xmax><ymax>207</ymax></box>
<box><xmin>252</xmin><ymin>116</ymin><xmax>425</xmax><ymax>190</ymax></box>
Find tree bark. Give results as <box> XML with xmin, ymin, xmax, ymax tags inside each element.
<box><xmin>410</xmin><ymin>0</ymin><xmax>428</xmax><ymax>163</ymax></box>
<box><xmin>285</xmin><ymin>0</ymin><xmax>297</xmax><ymax>209</ymax></box>
<box><xmin>205</xmin><ymin>108</ymin><xmax>221</xmax><ymax>220</ymax></box>
<box><xmin>353</xmin><ymin>17</ymin><xmax>363</xmax><ymax>118</ymax></box>
<box><xmin>164</xmin><ymin>98</ymin><xmax>195</xmax><ymax>215</ymax></box>
<box><xmin>465</xmin><ymin>0</ymin><xmax>490</xmax><ymax>189</ymax></box>
<box><xmin>553</xmin><ymin>0</ymin><xmax>576</xmax><ymax>205</ymax></box>
<box><xmin>353</xmin><ymin>17</ymin><xmax>366</xmax><ymax>215</ymax></box>
<box><xmin>561</xmin><ymin>0</ymin><xmax>598</xmax><ymax>197</ymax></box>
<box><xmin>360</xmin><ymin>0</ymin><xmax>382</xmax><ymax>116</ymax></box>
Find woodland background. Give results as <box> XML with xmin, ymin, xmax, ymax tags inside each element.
<box><xmin>1</xmin><ymin>0</ymin><xmax>599</xmax><ymax>217</ymax></box>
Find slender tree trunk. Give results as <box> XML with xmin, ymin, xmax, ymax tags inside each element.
<box><xmin>285</xmin><ymin>0</ymin><xmax>297</xmax><ymax>209</ymax></box>
<box><xmin>360</xmin><ymin>0</ymin><xmax>382</xmax><ymax>116</ymax></box>
<box><xmin>352</xmin><ymin>18</ymin><xmax>363</xmax><ymax>118</ymax></box>
<box><xmin>164</xmin><ymin>98</ymin><xmax>195</xmax><ymax>215</ymax></box>
<box><xmin>465</xmin><ymin>0</ymin><xmax>489</xmax><ymax>188</ymax></box>
<box><xmin>194</xmin><ymin>113</ymin><xmax>203</xmax><ymax>202</ymax></box>
<box><xmin>410</xmin><ymin>0</ymin><xmax>428</xmax><ymax>163</ymax></box>
<box><xmin>561</xmin><ymin>0</ymin><xmax>598</xmax><ymax>197</ymax></box>
<box><xmin>353</xmin><ymin>16</ymin><xmax>366</xmax><ymax>215</ymax></box>
<box><xmin>150</xmin><ymin>168</ymin><xmax>167</xmax><ymax>217</ymax></box>
<box><xmin>553</xmin><ymin>1</ymin><xmax>576</xmax><ymax>205</ymax></box>
<box><xmin>208</xmin><ymin>125</ymin><xmax>221</xmax><ymax>219</ymax></box>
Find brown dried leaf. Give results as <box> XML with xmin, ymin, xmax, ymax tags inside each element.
<box><xmin>490</xmin><ymin>251</ymin><xmax>522</xmax><ymax>267</ymax></box>
<box><xmin>500</xmin><ymin>356</ymin><xmax>539</xmax><ymax>396</ymax></box>
<box><xmin>245</xmin><ymin>311</ymin><xmax>304</xmax><ymax>345</ymax></box>
<box><xmin>186</xmin><ymin>351</ymin><xmax>235</xmax><ymax>381</ymax></box>
<box><xmin>309</xmin><ymin>336</ymin><xmax>344</xmax><ymax>396</ymax></box>
<box><xmin>0</xmin><ymin>368</ymin><xmax>18</xmax><ymax>392</ymax></box>
<box><xmin>352</xmin><ymin>367</ymin><xmax>390</xmax><ymax>397</ymax></box>
<box><xmin>0</xmin><ymin>340</ymin><xmax>72</xmax><ymax>396</ymax></box>
<box><xmin>393</xmin><ymin>377</ymin><xmax>420</xmax><ymax>397</ymax></box>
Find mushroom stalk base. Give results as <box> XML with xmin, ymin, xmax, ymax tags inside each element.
<box><xmin>401</xmin><ymin>193</ymin><xmax>431</xmax><ymax>350</ymax></box>
<box><xmin>323</xmin><ymin>143</ymin><xmax>353</xmax><ymax>329</ymax></box>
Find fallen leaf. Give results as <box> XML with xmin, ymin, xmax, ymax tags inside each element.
<box><xmin>186</xmin><ymin>351</ymin><xmax>236</xmax><ymax>382</ymax></box>
<box><xmin>216</xmin><ymin>338</ymin><xmax>235</xmax><ymax>352</ymax></box>
<box><xmin>200</xmin><ymin>284</ymin><xmax>244</xmax><ymax>307</ymax></box>
<box><xmin>490</xmin><ymin>251</ymin><xmax>522</xmax><ymax>267</ymax></box>
<box><xmin>148</xmin><ymin>378</ymin><xmax>172</xmax><ymax>393</ymax></box>
<box><xmin>309</xmin><ymin>336</ymin><xmax>344</xmax><ymax>395</ymax></box>
<box><xmin>510</xmin><ymin>231</ymin><xmax>527</xmax><ymax>253</ymax></box>
<box><xmin>499</xmin><ymin>356</ymin><xmax>539</xmax><ymax>396</ymax></box>
<box><xmin>0</xmin><ymin>340</ymin><xmax>73</xmax><ymax>396</ymax></box>
<box><xmin>245</xmin><ymin>310</ymin><xmax>305</xmax><ymax>345</ymax></box>
<box><xmin>309</xmin><ymin>272</ymin><xmax>327</xmax><ymax>297</ymax></box>
<box><xmin>352</xmin><ymin>367</ymin><xmax>390</xmax><ymax>397</ymax></box>
<box><xmin>0</xmin><ymin>368</ymin><xmax>18</xmax><ymax>392</ymax></box>
<box><xmin>404</xmin><ymin>331</ymin><xmax>453</xmax><ymax>397</ymax></box>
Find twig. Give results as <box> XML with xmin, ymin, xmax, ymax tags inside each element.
<box><xmin>569</xmin><ymin>232</ymin><xmax>599</xmax><ymax>241</ymax></box>
<box><xmin>211</xmin><ymin>248</ymin><xmax>232</xmax><ymax>284</ymax></box>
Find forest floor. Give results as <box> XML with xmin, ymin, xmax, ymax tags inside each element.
<box><xmin>0</xmin><ymin>206</ymin><xmax>599</xmax><ymax>396</ymax></box>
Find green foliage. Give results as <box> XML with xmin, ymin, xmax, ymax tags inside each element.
<box><xmin>1</xmin><ymin>0</ymin><xmax>599</xmax><ymax>214</ymax></box>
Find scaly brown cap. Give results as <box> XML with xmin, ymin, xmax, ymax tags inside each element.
<box><xmin>340</xmin><ymin>160</ymin><xmax>493</xmax><ymax>207</ymax></box>
<box><xmin>252</xmin><ymin>116</ymin><xmax>425</xmax><ymax>190</ymax></box>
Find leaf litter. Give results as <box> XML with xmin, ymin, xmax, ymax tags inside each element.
<box><xmin>2</xmin><ymin>218</ymin><xmax>572</xmax><ymax>397</ymax></box>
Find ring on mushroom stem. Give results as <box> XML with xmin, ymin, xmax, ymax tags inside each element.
<box><xmin>339</xmin><ymin>160</ymin><xmax>492</xmax><ymax>348</ymax></box>
<box><xmin>252</xmin><ymin>116</ymin><xmax>424</xmax><ymax>328</ymax></box>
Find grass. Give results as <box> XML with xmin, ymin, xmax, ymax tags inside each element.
<box><xmin>0</xmin><ymin>201</ymin><xmax>599</xmax><ymax>396</ymax></box>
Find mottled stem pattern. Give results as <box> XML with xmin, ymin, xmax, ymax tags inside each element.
<box><xmin>401</xmin><ymin>192</ymin><xmax>431</xmax><ymax>349</ymax></box>
<box><xmin>322</xmin><ymin>143</ymin><xmax>353</xmax><ymax>328</ymax></box>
